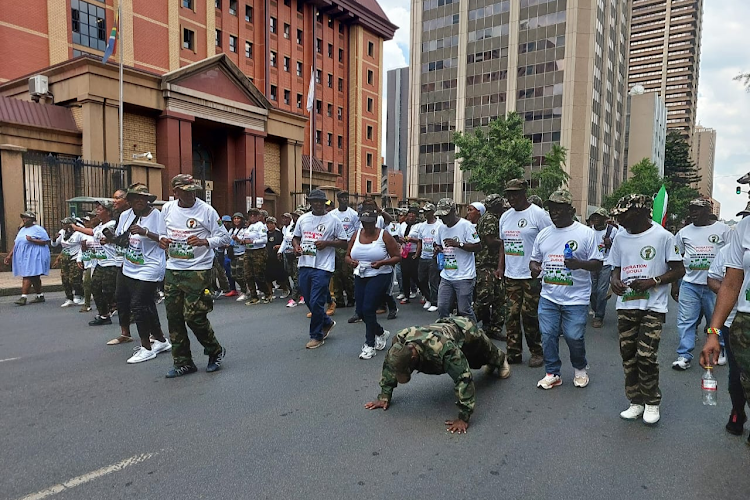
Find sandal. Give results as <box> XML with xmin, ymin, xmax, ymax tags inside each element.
<box><xmin>107</xmin><ymin>335</ymin><xmax>134</xmax><ymax>345</ymax></box>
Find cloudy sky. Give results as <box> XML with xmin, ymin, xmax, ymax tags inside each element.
<box><xmin>378</xmin><ymin>1</ymin><xmax>750</xmax><ymax>220</ymax></box>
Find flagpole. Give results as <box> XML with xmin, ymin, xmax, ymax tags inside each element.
<box><xmin>118</xmin><ymin>3</ymin><xmax>123</xmax><ymax>166</ymax></box>
<box><xmin>309</xmin><ymin>67</ymin><xmax>313</xmax><ymax>194</ymax></box>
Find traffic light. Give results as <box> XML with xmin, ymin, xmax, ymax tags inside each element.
<box><xmin>738</xmin><ymin>186</ymin><xmax>743</xmax><ymax>195</ymax></box>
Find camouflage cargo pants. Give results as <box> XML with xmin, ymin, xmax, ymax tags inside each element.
<box><xmin>91</xmin><ymin>265</ymin><xmax>117</xmax><ymax>317</ymax></box>
<box><xmin>211</xmin><ymin>255</ymin><xmax>230</xmax><ymax>292</ymax></box>
<box><xmin>728</xmin><ymin>312</ymin><xmax>750</xmax><ymax>405</ymax></box>
<box><xmin>60</xmin><ymin>254</ymin><xmax>83</xmax><ymax>300</ymax></box>
<box><xmin>462</xmin><ymin>325</ymin><xmax>508</xmax><ymax>370</ymax></box>
<box><xmin>474</xmin><ymin>266</ymin><xmax>506</xmax><ymax>338</ymax></box>
<box><xmin>505</xmin><ymin>277</ymin><xmax>543</xmax><ymax>360</ymax></box>
<box><xmin>283</xmin><ymin>253</ymin><xmax>301</xmax><ymax>301</ymax></box>
<box><xmin>230</xmin><ymin>255</ymin><xmax>247</xmax><ymax>293</ymax></box>
<box><xmin>332</xmin><ymin>247</ymin><xmax>355</xmax><ymax>305</ymax></box>
<box><xmin>164</xmin><ymin>269</ymin><xmax>223</xmax><ymax>368</ymax></box>
<box><xmin>617</xmin><ymin>309</ymin><xmax>664</xmax><ymax>405</ymax></box>
<box><xmin>82</xmin><ymin>267</ymin><xmax>92</xmax><ymax>307</ymax></box>
<box><xmin>244</xmin><ymin>249</ymin><xmax>271</xmax><ymax>299</ymax></box>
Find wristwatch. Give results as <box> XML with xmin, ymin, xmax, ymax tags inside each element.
<box><xmin>459</xmin><ymin>241</ymin><xmax>465</xmax><ymax>248</ymax></box>
<box><xmin>653</xmin><ymin>276</ymin><xmax>662</xmax><ymax>285</ymax></box>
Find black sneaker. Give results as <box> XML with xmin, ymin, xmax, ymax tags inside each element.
<box><xmin>726</xmin><ymin>410</ymin><xmax>747</xmax><ymax>436</ymax></box>
<box><xmin>30</xmin><ymin>295</ymin><xmax>45</xmax><ymax>304</ymax></box>
<box><xmin>348</xmin><ymin>313</ymin><xmax>362</xmax><ymax>324</ymax></box>
<box><xmin>387</xmin><ymin>308</ymin><xmax>398</xmax><ymax>320</ymax></box>
<box><xmin>89</xmin><ymin>315</ymin><xmax>112</xmax><ymax>326</ymax></box>
<box><xmin>166</xmin><ymin>364</ymin><xmax>198</xmax><ymax>378</ymax></box>
<box><xmin>507</xmin><ymin>356</ymin><xmax>522</xmax><ymax>365</ymax></box>
<box><xmin>206</xmin><ymin>347</ymin><xmax>226</xmax><ymax>373</ymax></box>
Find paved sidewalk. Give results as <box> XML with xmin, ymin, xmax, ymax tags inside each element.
<box><xmin>0</xmin><ymin>269</ymin><xmax>63</xmax><ymax>296</ymax></box>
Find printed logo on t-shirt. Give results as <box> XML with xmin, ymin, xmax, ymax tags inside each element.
<box><xmin>675</xmin><ymin>245</ymin><xmax>680</xmax><ymax>254</ymax></box>
<box><xmin>518</xmin><ymin>219</ymin><xmax>528</xmax><ymax>228</ymax></box>
<box><xmin>623</xmin><ymin>289</ymin><xmax>650</xmax><ymax>302</ymax></box>
<box><xmin>708</xmin><ymin>234</ymin><xmax>720</xmax><ymax>244</ymax></box>
<box><xmin>567</xmin><ymin>240</ymin><xmax>579</xmax><ymax>252</ymax></box>
<box><xmin>186</xmin><ymin>218</ymin><xmax>198</xmax><ymax>229</ymax></box>
<box><xmin>640</xmin><ymin>246</ymin><xmax>656</xmax><ymax>260</ymax></box>
<box><xmin>316</xmin><ymin>224</ymin><xmax>326</xmax><ymax>232</ymax></box>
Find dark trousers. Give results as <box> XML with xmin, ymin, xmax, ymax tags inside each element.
<box><xmin>418</xmin><ymin>257</ymin><xmax>440</xmax><ymax>303</ymax></box>
<box><xmin>223</xmin><ymin>256</ymin><xmax>235</xmax><ymax>291</ymax></box>
<box><xmin>116</xmin><ymin>274</ymin><xmax>162</xmax><ymax>345</ymax></box>
<box><xmin>355</xmin><ymin>273</ymin><xmax>391</xmax><ymax>347</ymax></box>
<box><xmin>722</xmin><ymin>324</ymin><xmax>748</xmax><ymax>414</ymax></box>
<box><xmin>92</xmin><ymin>265</ymin><xmax>117</xmax><ymax>318</ymax></box>
<box><xmin>401</xmin><ymin>254</ymin><xmax>419</xmax><ymax>300</ymax></box>
<box><xmin>299</xmin><ymin>267</ymin><xmax>334</xmax><ymax>340</ymax></box>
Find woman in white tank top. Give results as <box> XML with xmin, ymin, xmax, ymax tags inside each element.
<box><xmin>346</xmin><ymin>209</ymin><xmax>401</xmax><ymax>360</ymax></box>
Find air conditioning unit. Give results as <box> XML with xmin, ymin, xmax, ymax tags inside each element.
<box><xmin>29</xmin><ymin>75</ymin><xmax>49</xmax><ymax>96</ymax></box>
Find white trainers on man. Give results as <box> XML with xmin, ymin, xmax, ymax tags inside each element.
<box><xmin>73</xmin><ymin>296</ymin><xmax>84</xmax><ymax>305</ymax></box>
<box><xmin>396</xmin><ymin>293</ymin><xmax>405</xmax><ymax>300</ymax></box>
<box><xmin>619</xmin><ymin>404</ymin><xmax>645</xmax><ymax>420</ymax></box>
<box><xmin>537</xmin><ymin>373</ymin><xmax>562</xmax><ymax>390</ymax></box>
<box><xmin>671</xmin><ymin>356</ymin><xmax>691</xmax><ymax>371</ymax></box>
<box><xmin>359</xmin><ymin>344</ymin><xmax>376</xmax><ymax>360</ymax></box>
<box><xmin>286</xmin><ymin>299</ymin><xmax>297</xmax><ymax>308</ymax></box>
<box><xmin>127</xmin><ymin>347</ymin><xmax>157</xmax><ymax>364</ymax></box>
<box><xmin>60</xmin><ymin>299</ymin><xmax>75</xmax><ymax>308</ymax></box>
<box><xmin>643</xmin><ymin>404</ymin><xmax>660</xmax><ymax>424</ymax></box>
<box><xmin>573</xmin><ymin>369</ymin><xmax>589</xmax><ymax>388</ymax></box>
<box><xmin>718</xmin><ymin>348</ymin><xmax>727</xmax><ymax>366</ymax></box>
<box><xmin>423</xmin><ymin>301</ymin><xmax>432</xmax><ymax>310</ymax></box>
<box><xmin>236</xmin><ymin>293</ymin><xmax>247</xmax><ymax>302</ymax></box>
<box><xmin>427</xmin><ymin>305</ymin><xmax>438</xmax><ymax>312</ymax></box>
<box><xmin>151</xmin><ymin>339</ymin><xmax>172</xmax><ymax>354</ymax></box>
<box><xmin>375</xmin><ymin>330</ymin><xmax>391</xmax><ymax>351</ymax></box>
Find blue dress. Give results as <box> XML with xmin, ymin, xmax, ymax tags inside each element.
<box><xmin>12</xmin><ymin>225</ymin><xmax>51</xmax><ymax>278</ymax></box>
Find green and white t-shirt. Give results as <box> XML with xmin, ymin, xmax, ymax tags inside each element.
<box><xmin>91</xmin><ymin>220</ymin><xmax>118</xmax><ymax>267</ymax></box>
<box><xmin>416</xmin><ymin>220</ymin><xmax>443</xmax><ymax>260</ymax></box>
<box><xmin>436</xmin><ymin>218</ymin><xmax>480</xmax><ymax>281</ymax></box>
<box><xmin>116</xmin><ymin>208</ymin><xmax>166</xmax><ymax>282</ymax></box>
<box><xmin>53</xmin><ymin>229</ymin><xmax>84</xmax><ymax>259</ymax></box>
<box><xmin>292</xmin><ymin>211</ymin><xmax>348</xmax><ymax>272</ymax></box>
<box><xmin>243</xmin><ymin>221</ymin><xmax>268</xmax><ymax>250</ymax></box>
<box><xmin>675</xmin><ymin>221</ymin><xmax>730</xmax><ymax>285</ymax></box>
<box><xmin>609</xmin><ymin>222</ymin><xmax>682</xmax><ymax>314</ymax></box>
<box><xmin>160</xmin><ymin>198</ymin><xmax>231</xmax><ymax>271</ymax></box>
<box><xmin>531</xmin><ymin>222</ymin><xmax>601</xmax><ymax>306</ymax></box>
<box><xmin>499</xmin><ymin>204</ymin><xmax>552</xmax><ymax>279</ymax></box>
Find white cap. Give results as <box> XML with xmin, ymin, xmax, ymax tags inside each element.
<box><xmin>470</xmin><ymin>202</ymin><xmax>486</xmax><ymax>216</ymax></box>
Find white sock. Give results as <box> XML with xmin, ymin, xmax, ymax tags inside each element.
<box><xmin>574</xmin><ymin>368</ymin><xmax>587</xmax><ymax>377</ymax></box>
<box><xmin>21</xmin><ymin>294</ymin><xmax>28</xmax><ymax>298</ymax></box>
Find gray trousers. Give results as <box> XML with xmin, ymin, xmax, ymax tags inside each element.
<box><xmin>437</xmin><ymin>277</ymin><xmax>476</xmax><ymax>322</ymax></box>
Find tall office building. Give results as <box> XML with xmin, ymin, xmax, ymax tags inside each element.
<box><xmin>408</xmin><ymin>0</ymin><xmax>631</xmax><ymax>212</ymax></box>
<box><xmin>690</xmin><ymin>124</ymin><xmax>715</xmax><ymax>198</ymax></box>
<box><xmin>624</xmin><ymin>85</ymin><xmax>667</xmax><ymax>177</ymax></box>
<box><xmin>386</xmin><ymin>66</ymin><xmax>409</xmax><ymax>200</ymax></box>
<box><xmin>628</xmin><ymin>0</ymin><xmax>703</xmax><ymax>141</ymax></box>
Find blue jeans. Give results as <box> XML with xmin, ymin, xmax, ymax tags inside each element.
<box><xmin>223</xmin><ymin>256</ymin><xmax>235</xmax><ymax>291</ymax></box>
<box><xmin>437</xmin><ymin>278</ymin><xmax>476</xmax><ymax>322</ymax></box>
<box><xmin>355</xmin><ymin>273</ymin><xmax>391</xmax><ymax>347</ymax></box>
<box><xmin>676</xmin><ymin>281</ymin><xmax>715</xmax><ymax>361</ymax></box>
<box><xmin>298</xmin><ymin>267</ymin><xmax>334</xmax><ymax>340</ymax></box>
<box><xmin>538</xmin><ymin>297</ymin><xmax>588</xmax><ymax>376</ymax></box>
<box><xmin>589</xmin><ymin>265</ymin><xmax>612</xmax><ymax>320</ymax></box>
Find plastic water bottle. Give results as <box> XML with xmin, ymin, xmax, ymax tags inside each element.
<box><xmin>563</xmin><ymin>243</ymin><xmax>573</xmax><ymax>260</ymax></box>
<box><xmin>437</xmin><ymin>252</ymin><xmax>445</xmax><ymax>270</ymax></box>
<box><xmin>702</xmin><ymin>367</ymin><xmax>718</xmax><ymax>406</ymax></box>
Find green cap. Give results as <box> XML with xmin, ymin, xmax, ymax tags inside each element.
<box><xmin>483</xmin><ymin>194</ymin><xmax>504</xmax><ymax>209</ymax></box>
<box><xmin>546</xmin><ymin>189</ymin><xmax>573</xmax><ymax>205</ymax></box>
<box><xmin>96</xmin><ymin>199</ymin><xmax>115</xmax><ymax>211</ymax></box>
<box><xmin>126</xmin><ymin>182</ymin><xmax>157</xmax><ymax>202</ymax></box>
<box><xmin>170</xmin><ymin>174</ymin><xmax>202</xmax><ymax>191</ymax></box>
<box><xmin>434</xmin><ymin>198</ymin><xmax>456</xmax><ymax>216</ymax></box>
<box><xmin>422</xmin><ymin>202</ymin><xmax>436</xmax><ymax>212</ymax></box>
<box><xmin>610</xmin><ymin>194</ymin><xmax>652</xmax><ymax>216</ymax></box>
<box><xmin>505</xmin><ymin>178</ymin><xmax>529</xmax><ymax>191</ymax></box>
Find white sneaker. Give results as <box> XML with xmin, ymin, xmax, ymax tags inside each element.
<box><xmin>375</xmin><ymin>330</ymin><xmax>391</xmax><ymax>351</ymax></box>
<box><xmin>537</xmin><ymin>373</ymin><xmax>562</xmax><ymax>390</ymax></box>
<box><xmin>151</xmin><ymin>339</ymin><xmax>172</xmax><ymax>354</ymax></box>
<box><xmin>156</xmin><ymin>291</ymin><xmax>165</xmax><ymax>304</ymax></box>
<box><xmin>573</xmin><ymin>369</ymin><xmax>589</xmax><ymax>388</ymax></box>
<box><xmin>671</xmin><ymin>356</ymin><xmax>691</xmax><ymax>371</ymax></box>
<box><xmin>396</xmin><ymin>293</ymin><xmax>405</xmax><ymax>300</ymax></box>
<box><xmin>643</xmin><ymin>404</ymin><xmax>660</xmax><ymax>424</ymax></box>
<box><xmin>718</xmin><ymin>348</ymin><xmax>727</xmax><ymax>366</ymax></box>
<box><xmin>298</xmin><ymin>297</ymin><xmax>305</xmax><ymax>305</ymax></box>
<box><xmin>423</xmin><ymin>301</ymin><xmax>432</xmax><ymax>310</ymax></box>
<box><xmin>286</xmin><ymin>299</ymin><xmax>297</xmax><ymax>308</ymax></box>
<box><xmin>280</xmin><ymin>290</ymin><xmax>290</xmax><ymax>299</ymax></box>
<box><xmin>236</xmin><ymin>293</ymin><xmax>247</xmax><ymax>302</ymax></box>
<box><xmin>620</xmin><ymin>404</ymin><xmax>645</xmax><ymax>420</ymax></box>
<box><xmin>427</xmin><ymin>305</ymin><xmax>438</xmax><ymax>312</ymax></box>
<box><xmin>409</xmin><ymin>292</ymin><xmax>418</xmax><ymax>299</ymax></box>
<box><xmin>73</xmin><ymin>296</ymin><xmax>84</xmax><ymax>305</ymax></box>
<box><xmin>60</xmin><ymin>299</ymin><xmax>75</xmax><ymax>308</ymax></box>
<box><xmin>359</xmin><ymin>344</ymin><xmax>376</xmax><ymax>360</ymax></box>
<box><xmin>127</xmin><ymin>347</ymin><xmax>157</xmax><ymax>364</ymax></box>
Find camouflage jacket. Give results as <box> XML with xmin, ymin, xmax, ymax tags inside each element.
<box><xmin>378</xmin><ymin>320</ymin><xmax>476</xmax><ymax>422</ymax></box>
<box><xmin>475</xmin><ymin>211</ymin><xmax>500</xmax><ymax>268</ymax></box>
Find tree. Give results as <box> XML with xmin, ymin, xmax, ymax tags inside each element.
<box><xmin>734</xmin><ymin>72</ymin><xmax>750</xmax><ymax>92</ymax></box>
<box><xmin>453</xmin><ymin>112</ymin><xmax>532</xmax><ymax>195</ymax></box>
<box><xmin>663</xmin><ymin>130</ymin><xmax>701</xmax><ymax>223</ymax></box>
<box><xmin>529</xmin><ymin>144</ymin><xmax>570</xmax><ymax>202</ymax></box>
<box><xmin>603</xmin><ymin>158</ymin><xmax>663</xmax><ymax>210</ymax></box>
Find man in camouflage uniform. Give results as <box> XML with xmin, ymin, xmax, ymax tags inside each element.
<box><xmin>609</xmin><ymin>194</ymin><xmax>685</xmax><ymax>424</ymax></box>
<box><xmin>365</xmin><ymin>316</ymin><xmax>510</xmax><ymax>434</ymax></box>
<box><xmin>475</xmin><ymin>194</ymin><xmax>508</xmax><ymax>340</ymax></box>
<box><xmin>242</xmin><ymin>207</ymin><xmax>273</xmax><ymax>304</ymax></box>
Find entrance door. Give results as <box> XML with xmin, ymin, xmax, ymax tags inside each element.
<box><xmin>192</xmin><ymin>145</ymin><xmax>213</xmax><ymax>204</ymax></box>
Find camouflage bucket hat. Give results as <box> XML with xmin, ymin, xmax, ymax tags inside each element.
<box><xmin>170</xmin><ymin>173</ymin><xmax>202</xmax><ymax>191</ymax></box>
<box><xmin>282</xmin><ymin>212</ymin><xmax>293</xmax><ymax>219</ymax></box>
<box><xmin>483</xmin><ymin>194</ymin><xmax>504</xmax><ymax>209</ymax></box>
<box><xmin>610</xmin><ymin>194</ymin><xmax>652</xmax><ymax>216</ymax></box>
<box><xmin>266</xmin><ymin>216</ymin><xmax>277</xmax><ymax>224</ymax></box>
<box><xmin>589</xmin><ymin>207</ymin><xmax>609</xmax><ymax>219</ymax></box>
<box><xmin>126</xmin><ymin>182</ymin><xmax>157</xmax><ymax>203</ymax></box>
<box><xmin>527</xmin><ymin>194</ymin><xmax>543</xmax><ymax>207</ymax></box>
<box><xmin>96</xmin><ymin>199</ymin><xmax>115</xmax><ymax>212</ymax></box>
<box><xmin>260</xmin><ymin>209</ymin><xmax>269</xmax><ymax>217</ymax></box>
<box><xmin>434</xmin><ymin>198</ymin><xmax>456</xmax><ymax>216</ymax></box>
<box><xmin>546</xmin><ymin>189</ymin><xmax>573</xmax><ymax>206</ymax></box>
<box><xmin>386</xmin><ymin>342</ymin><xmax>413</xmax><ymax>378</ymax></box>
<box><xmin>232</xmin><ymin>212</ymin><xmax>246</xmax><ymax>219</ymax></box>
<box><xmin>505</xmin><ymin>178</ymin><xmax>529</xmax><ymax>191</ymax></box>
<box><xmin>247</xmin><ymin>207</ymin><xmax>261</xmax><ymax>215</ymax></box>
<box><xmin>689</xmin><ymin>198</ymin><xmax>713</xmax><ymax>208</ymax></box>
<box><xmin>422</xmin><ymin>202</ymin><xmax>436</xmax><ymax>212</ymax></box>
<box><xmin>60</xmin><ymin>216</ymin><xmax>76</xmax><ymax>225</ymax></box>
<box><xmin>20</xmin><ymin>211</ymin><xmax>37</xmax><ymax>220</ymax></box>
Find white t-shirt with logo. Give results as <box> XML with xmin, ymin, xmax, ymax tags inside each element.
<box><xmin>243</xmin><ymin>221</ymin><xmax>268</xmax><ymax>250</ymax></box>
<box><xmin>608</xmin><ymin>222</ymin><xmax>682</xmax><ymax>314</ymax></box>
<box><xmin>228</xmin><ymin>227</ymin><xmax>246</xmax><ymax>256</ymax></box>
<box><xmin>293</xmin><ymin>211</ymin><xmax>348</xmax><ymax>272</ymax></box>
<box><xmin>77</xmin><ymin>234</ymin><xmax>97</xmax><ymax>270</ymax></box>
<box><xmin>331</xmin><ymin>207</ymin><xmax>360</xmax><ymax>239</ymax></box>
<box><xmin>530</xmin><ymin>222</ymin><xmax>601</xmax><ymax>306</ymax></box>
<box><xmin>54</xmin><ymin>229</ymin><xmax>84</xmax><ymax>259</ymax></box>
<box><xmin>436</xmin><ymin>218</ymin><xmax>481</xmax><ymax>281</ymax></box>
<box><xmin>385</xmin><ymin>220</ymin><xmax>404</xmax><ymax>240</ymax></box>
<box><xmin>592</xmin><ymin>225</ymin><xmax>618</xmax><ymax>261</ymax></box>
<box><xmin>160</xmin><ymin>198</ymin><xmax>231</xmax><ymax>271</ymax></box>
<box><xmin>499</xmin><ymin>204</ymin><xmax>553</xmax><ymax>279</ymax></box>
<box><xmin>708</xmin><ymin>244</ymin><xmax>737</xmax><ymax>327</ymax></box>
<box><xmin>416</xmin><ymin>220</ymin><xmax>443</xmax><ymax>260</ymax></box>
<box><xmin>675</xmin><ymin>221</ymin><xmax>730</xmax><ymax>285</ymax></box>
<box><xmin>278</xmin><ymin>223</ymin><xmax>295</xmax><ymax>255</ymax></box>
<box><xmin>91</xmin><ymin>220</ymin><xmax>118</xmax><ymax>267</ymax></box>
<box><xmin>724</xmin><ymin>217</ymin><xmax>750</xmax><ymax>314</ymax></box>
<box><xmin>116</xmin><ymin>208</ymin><xmax>166</xmax><ymax>282</ymax></box>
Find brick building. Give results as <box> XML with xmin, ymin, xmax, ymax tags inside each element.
<box><xmin>0</xmin><ymin>0</ymin><xmax>396</xmax><ymax>204</ymax></box>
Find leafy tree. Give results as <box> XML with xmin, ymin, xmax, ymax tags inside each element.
<box><xmin>663</xmin><ymin>130</ymin><xmax>700</xmax><ymax>223</ymax></box>
<box><xmin>734</xmin><ymin>72</ymin><xmax>750</xmax><ymax>92</ymax></box>
<box><xmin>453</xmin><ymin>112</ymin><xmax>532</xmax><ymax>195</ymax></box>
<box><xmin>529</xmin><ymin>144</ymin><xmax>570</xmax><ymax>201</ymax></box>
<box><xmin>604</xmin><ymin>158</ymin><xmax>663</xmax><ymax>210</ymax></box>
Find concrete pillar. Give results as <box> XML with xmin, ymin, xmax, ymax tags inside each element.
<box><xmin>156</xmin><ymin>111</ymin><xmax>194</xmax><ymax>200</ymax></box>
<box><xmin>80</xmin><ymin>99</ymin><xmax>105</xmax><ymax>162</ymax></box>
<box><xmin>0</xmin><ymin>145</ymin><xmax>28</xmax><ymax>253</ymax></box>
<box><xmin>124</xmin><ymin>161</ymin><xmax>165</xmax><ymax>200</ymax></box>
<box><xmin>104</xmin><ymin>102</ymin><xmax>120</xmax><ymax>163</ymax></box>
<box><xmin>279</xmin><ymin>140</ymin><xmax>303</xmax><ymax>215</ymax></box>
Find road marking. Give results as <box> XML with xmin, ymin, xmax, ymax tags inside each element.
<box><xmin>0</xmin><ymin>357</ymin><xmax>20</xmax><ymax>363</ymax></box>
<box><xmin>18</xmin><ymin>452</ymin><xmax>157</xmax><ymax>500</ymax></box>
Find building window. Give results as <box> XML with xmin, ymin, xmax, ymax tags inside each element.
<box><xmin>328</xmin><ymin>16</ymin><xmax>334</xmax><ymax>28</ymax></box>
<box><xmin>284</xmin><ymin>0</ymin><xmax>290</xmax><ymax>5</ymax></box>
<box><xmin>367</xmin><ymin>70</ymin><xmax>373</xmax><ymax>85</ymax></box>
<box><xmin>183</xmin><ymin>0</ymin><xmax>194</xmax><ymax>9</ymax></box>
<box><xmin>229</xmin><ymin>0</ymin><xmax>237</xmax><ymax>15</ymax></box>
<box><xmin>366</xmin><ymin>180</ymin><xmax>372</xmax><ymax>193</ymax></box>
<box><xmin>367</xmin><ymin>98</ymin><xmax>373</xmax><ymax>113</ymax></box>
<box><xmin>296</xmin><ymin>93</ymin><xmax>302</xmax><ymax>108</ymax></box>
<box><xmin>284</xmin><ymin>23</ymin><xmax>290</xmax><ymax>39</ymax></box>
<box><xmin>328</xmin><ymin>161</ymin><xmax>333</xmax><ymax>172</ymax></box>
<box><xmin>366</xmin><ymin>153</ymin><xmax>373</xmax><ymax>167</ymax></box>
<box><xmin>296</xmin><ymin>61</ymin><xmax>303</xmax><ymax>76</ymax></box>
<box><xmin>315</xmin><ymin>70</ymin><xmax>321</xmax><ymax>83</ymax></box>
<box><xmin>315</xmin><ymin>131</ymin><xmax>321</xmax><ymax>144</ymax></box>
<box><xmin>337</xmin><ymin>136</ymin><xmax>343</xmax><ymax>148</ymax></box>
<box><xmin>229</xmin><ymin>35</ymin><xmax>237</xmax><ymax>52</ymax></box>
<box><xmin>368</xmin><ymin>41</ymin><xmax>374</xmax><ymax>57</ymax></box>
<box><xmin>297</xmin><ymin>29</ymin><xmax>303</xmax><ymax>45</ymax></box>
<box><xmin>328</xmin><ymin>43</ymin><xmax>333</xmax><ymax>58</ymax></box>
<box><xmin>315</xmin><ymin>11</ymin><xmax>321</xmax><ymax>24</ymax></box>
<box><xmin>245</xmin><ymin>5</ymin><xmax>252</xmax><ymax>22</ymax></box>
<box><xmin>338</xmin><ymin>48</ymin><xmax>344</xmax><ymax>62</ymax></box>
<box><xmin>283</xmin><ymin>56</ymin><xmax>290</xmax><ymax>72</ymax></box>
<box><xmin>327</xmin><ymin>104</ymin><xmax>332</xmax><ymax>116</ymax></box>
<box><xmin>316</xmin><ymin>39</ymin><xmax>322</xmax><ymax>53</ymax></box>
<box><xmin>327</xmin><ymin>133</ymin><xmax>332</xmax><ymax>146</ymax></box>
<box><xmin>337</xmin><ymin>107</ymin><xmax>343</xmax><ymax>120</ymax></box>
<box><xmin>270</xmin><ymin>85</ymin><xmax>277</xmax><ymax>101</ymax></box>
<box><xmin>270</xmin><ymin>51</ymin><xmax>277</xmax><ymax>67</ymax></box>
<box><xmin>338</xmin><ymin>163</ymin><xmax>343</xmax><ymax>174</ymax></box>
<box><xmin>72</xmin><ymin>1</ymin><xmax>107</xmax><ymax>51</ymax></box>
<box><xmin>366</xmin><ymin>126</ymin><xmax>373</xmax><ymax>140</ymax></box>
<box><xmin>339</xmin><ymin>22</ymin><xmax>344</xmax><ymax>34</ymax></box>
<box><xmin>270</xmin><ymin>17</ymin><xmax>276</xmax><ymax>33</ymax></box>
<box><xmin>327</xmin><ymin>73</ymin><xmax>333</xmax><ymax>88</ymax></box>
<box><xmin>215</xmin><ymin>29</ymin><xmax>221</xmax><ymax>47</ymax></box>
<box><xmin>338</xmin><ymin>78</ymin><xmax>343</xmax><ymax>91</ymax></box>
<box><xmin>245</xmin><ymin>41</ymin><xmax>253</xmax><ymax>58</ymax></box>
<box><xmin>316</xmin><ymin>99</ymin><xmax>322</xmax><ymax>114</ymax></box>
<box><xmin>297</xmin><ymin>0</ymin><xmax>304</xmax><ymax>13</ymax></box>
<box><xmin>284</xmin><ymin>89</ymin><xmax>290</xmax><ymax>105</ymax></box>
<box><xmin>183</xmin><ymin>28</ymin><xmax>195</xmax><ymax>50</ymax></box>
<box><xmin>214</xmin><ymin>0</ymin><xmax>220</xmax><ymax>9</ymax></box>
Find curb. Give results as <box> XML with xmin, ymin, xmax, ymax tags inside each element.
<box><xmin>0</xmin><ymin>283</ymin><xmax>64</xmax><ymax>297</ymax></box>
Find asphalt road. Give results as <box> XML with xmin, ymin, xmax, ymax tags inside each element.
<box><xmin>1</xmin><ymin>289</ymin><xmax>749</xmax><ymax>500</ymax></box>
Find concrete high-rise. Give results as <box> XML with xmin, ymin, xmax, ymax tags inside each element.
<box><xmin>624</xmin><ymin>85</ymin><xmax>667</xmax><ymax>177</ymax></box>
<box><xmin>627</xmin><ymin>0</ymin><xmax>703</xmax><ymax>141</ymax></box>
<box><xmin>386</xmin><ymin>66</ymin><xmax>409</xmax><ymax>201</ymax></box>
<box><xmin>408</xmin><ymin>0</ymin><xmax>631</xmax><ymax>212</ymax></box>
<box><xmin>690</xmin><ymin>124</ymin><xmax>715</xmax><ymax>198</ymax></box>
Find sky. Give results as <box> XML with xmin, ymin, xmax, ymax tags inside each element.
<box><xmin>378</xmin><ymin>0</ymin><xmax>750</xmax><ymax>220</ymax></box>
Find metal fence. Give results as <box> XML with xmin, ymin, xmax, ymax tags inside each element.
<box><xmin>22</xmin><ymin>152</ymin><xmax>131</xmax><ymax>235</ymax></box>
